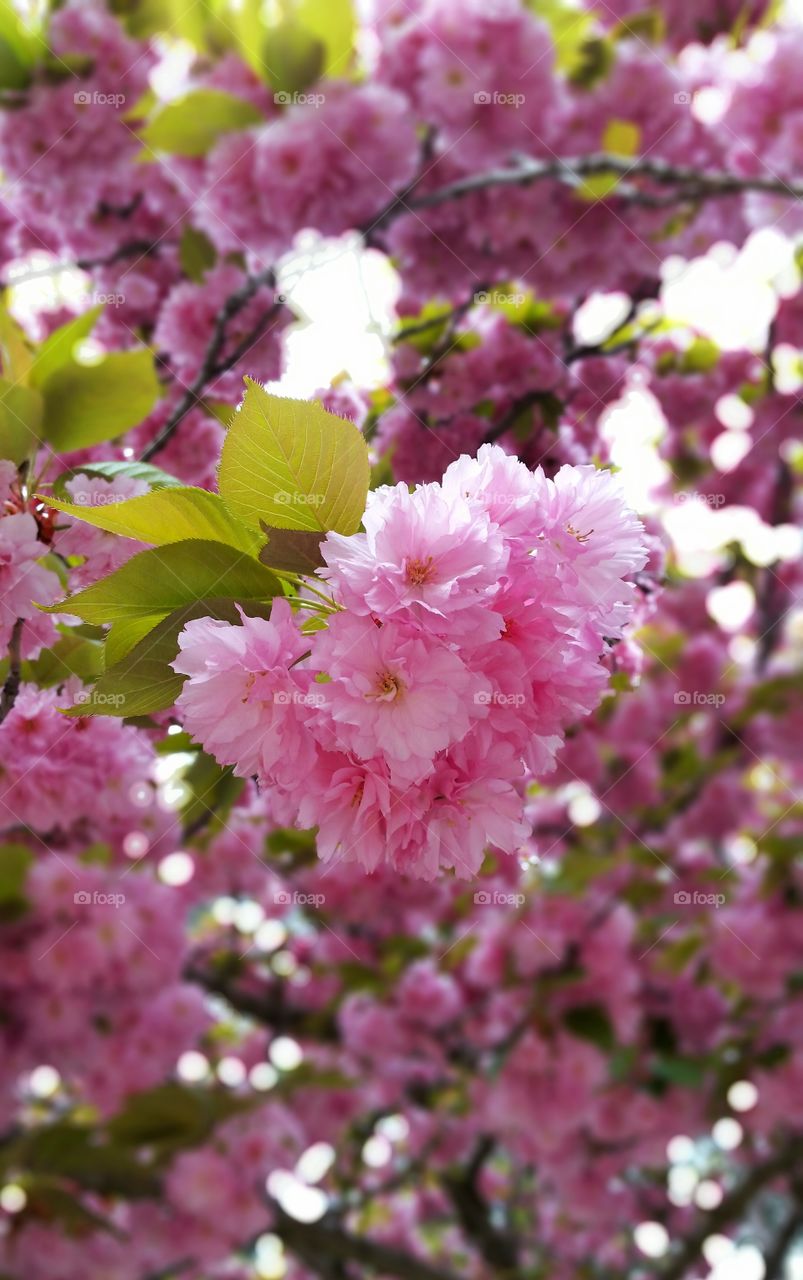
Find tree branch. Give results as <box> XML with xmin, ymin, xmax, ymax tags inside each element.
<box><xmin>139</xmin><ymin>266</ymin><xmax>281</xmax><ymax>462</ymax></box>
<box><xmin>400</xmin><ymin>154</ymin><xmax>803</xmax><ymax>219</ymax></box>
<box><xmin>274</xmin><ymin>1206</ymin><xmax>465</xmax><ymax>1280</ymax></box>
<box><xmin>763</xmin><ymin>1207</ymin><xmax>803</xmax><ymax>1280</ymax></box>
<box><xmin>0</xmin><ymin>618</ymin><xmax>24</xmax><ymax>727</ymax></box>
<box><xmin>659</xmin><ymin>1136</ymin><xmax>803</xmax><ymax>1280</ymax></box>
<box><xmin>443</xmin><ymin>1136</ymin><xmax>520</xmax><ymax>1274</ymax></box>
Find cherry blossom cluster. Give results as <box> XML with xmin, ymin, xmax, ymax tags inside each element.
<box><xmin>172</xmin><ymin>446</ymin><xmax>646</xmax><ymax>879</ymax></box>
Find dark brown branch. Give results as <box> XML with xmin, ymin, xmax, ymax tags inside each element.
<box><xmin>443</xmin><ymin>1136</ymin><xmax>520</xmax><ymax>1274</ymax></box>
<box><xmin>75</xmin><ymin>240</ymin><xmax>169</xmax><ymax>272</ymax></box>
<box><xmin>140</xmin><ymin>266</ymin><xmax>280</xmax><ymax>462</ymax></box>
<box><xmin>659</xmin><ymin>1136</ymin><xmax>803</xmax><ymax>1280</ymax></box>
<box><xmin>400</xmin><ymin>154</ymin><xmax>803</xmax><ymax>219</ymax></box>
<box><xmin>184</xmin><ymin>958</ymin><xmax>340</xmax><ymax>1041</ymax></box>
<box><xmin>274</xmin><ymin>1206</ymin><xmax>464</xmax><ymax>1280</ymax></box>
<box><xmin>0</xmin><ymin>618</ymin><xmax>24</xmax><ymax>727</ymax></box>
<box><xmin>756</xmin><ymin>460</ymin><xmax>794</xmax><ymax>670</ymax></box>
<box><xmin>763</xmin><ymin>1207</ymin><xmax>803</xmax><ymax>1280</ymax></box>
<box><xmin>482</xmin><ymin>389</ymin><xmax>546</xmax><ymax>444</ymax></box>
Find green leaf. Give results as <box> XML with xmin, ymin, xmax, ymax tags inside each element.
<box><xmin>295</xmin><ymin>0</ymin><xmax>355</xmax><ymax>76</ymax></box>
<box><xmin>0</xmin><ymin>379</ymin><xmax>43</xmax><ymax>463</ymax></box>
<box><xmin>67</xmin><ymin>596</ymin><xmax>279</xmax><ymax>719</ymax></box>
<box><xmin>602</xmin><ymin>118</ymin><xmax>641</xmax><ymax>157</ymax></box>
<box><xmin>51</xmin><ymin>459</ymin><xmax>183</xmax><ymax>500</ymax></box>
<box><xmin>263</xmin><ymin>19</ymin><xmax>325</xmax><ymax>96</ymax></box>
<box><xmin>110</xmin><ymin>0</ymin><xmax>215</xmax><ymax>45</ymax></box>
<box><xmin>106</xmin><ymin>1082</ymin><xmax>256</xmax><ymax>1158</ymax></box>
<box><xmin>576</xmin><ymin>171</ymin><xmax>622</xmax><ymax>201</ymax></box>
<box><xmin>0</xmin><ymin>1</ymin><xmax>41</xmax><ymax>90</ymax></box>
<box><xmin>46</xmin><ymin>487</ymin><xmax>261</xmax><ymax>554</ymax></box>
<box><xmin>259</xmin><ymin>524</ymin><xmax>325</xmax><ymax>573</ymax></box>
<box><xmin>611</xmin><ymin>8</ymin><xmax>666</xmax><ymax>43</ymax></box>
<box><xmin>48</xmin><ymin>539</ymin><xmax>281</xmax><ymax>626</ymax></box>
<box><xmin>179</xmin><ymin>224</ymin><xmax>217</xmax><ymax>282</ymax></box>
<box><xmin>104</xmin><ymin>613</ymin><xmax>169</xmax><ymax>668</ymax></box>
<box><xmin>0</xmin><ymin>843</ymin><xmax>32</xmax><ymax>906</ymax></box>
<box><xmin>0</xmin><ymin>36</ymin><xmax>30</xmax><ymax>90</ymax></box>
<box><xmin>40</xmin><ymin>349</ymin><xmax>161</xmax><ymax>451</ymax></box>
<box><xmin>0</xmin><ymin>297</ymin><xmax>33</xmax><ymax>384</ymax></box>
<box><xmin>3</xmin><ymin>1123</ymin><xmax>160</xmax><ymax>1198</ymax></box>
<box><xmin>219</xmin><ymin>380</ymin><xmax>369</xmax><ymax>534</ymax></box>
<box><xmin>564</xmin><ymin>1004</ymin><xmax>616</xmax><ymax>1052</ymax></box>
<box><xmin>139</xmin><ymin>89</ymin><xmax>262</xmax><ymax>157</ymax></box>
<box><xmin>527</xmin><ymin>0</ymin><xmax>602</xmax><ymax>79</ymax></box>
<box><xmin>681</xmin><ymin>336</ymin><xmax>720</xmax><ymax>374</ymax></box>
<box><xmin>180</xmin><ymin>751</ymin><xmax>244</xmax><ymax>839</ymax></box>
<box><xmin>22</xmin><ymin>632</ymin><xmax>104</xmax><ymax>687</ymax></box>
<box><xmin>651</xmin><ymin>1054</ymin><xmax>707</xmax><ymax>1088</ymax></box>
<box><xmin>22</xmin><ymin>1179</ymin><xmax>122</xmax><ymax>1238</ymax></box>
<box><xmin>29</xmin><ymin>307</ymin><xmax>103</xmax><ymax>390</ymax></box>
<box><xmin>66</xmin><ymin>610</ymin><xmax>189</xmax><ymax>717</ymax></box>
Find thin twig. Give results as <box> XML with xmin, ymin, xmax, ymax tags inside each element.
<box><xmin>0</xmin><ymin>618</ymin><xmax>24</xmax><ymax>726</ymax></box>
<box><xmin>397</xmin><ymin>153</ymin><xmax>803</xmax><ymax>221</ymax></box>
<box><xmin>659</xmin><ymin>1136</ymin><xmax>803</xmax><ymax>1280</ymax></box>
<box><xmin>140</xmin><ymin>266</ymin><xmax>281</xmax><ymax>462</ymax></box>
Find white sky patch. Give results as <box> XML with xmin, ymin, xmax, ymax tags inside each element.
<box><xmin>599</xmin><ymin>381</ymin><xmax>669</xmax><ymax>514</ymax></box>
<box><xmin>662</xmin><ymin>230</ymin><xmax>798</xmax><ymax>350</ymax></box>
<box><xmin>572</xmin><ymin>291</ymin><xmax>632</xmax><ymax>346</ymax></box>
<box><xmin>707</xmin><ymin>580</ymin><xmax>756</xmax><ymax>632</ymax></box>
<box><xmin>270</xmin><ymin>233</ymin><xmax>400</xmax><ymax>398</ymax></box>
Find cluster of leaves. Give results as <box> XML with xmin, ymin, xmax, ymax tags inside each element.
<box><xmin>40</xmin><ymin>380</ymin><xmax>368</xmax><ymax>716</ymax></box>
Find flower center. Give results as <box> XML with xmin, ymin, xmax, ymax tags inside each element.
<box><xmin>566</xmin><ymin>523</ymin><xmax>593</xmax><ymax>543</ymax></box>
<box><xmin>369</xmin><ymin>670</ymin><xmax>403</xmax><ymax>702</ymax></box>
<box><xmin>405</xmin><ymin>555</ymin><xmax>435</xmax><ymax>586</ymax></box>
